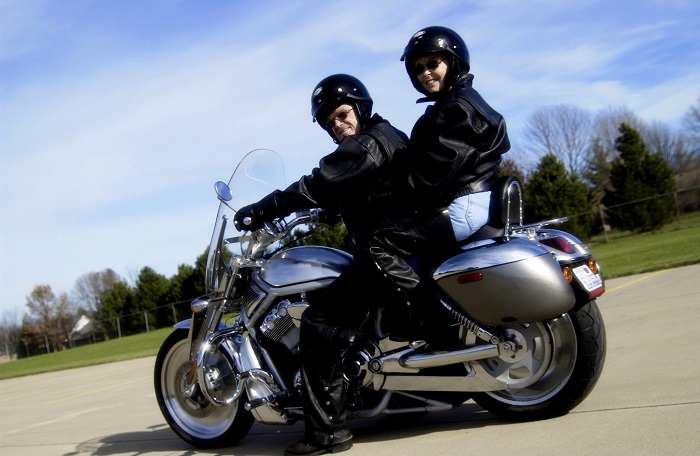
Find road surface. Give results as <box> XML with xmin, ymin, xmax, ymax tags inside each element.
<box><xmin>1</xmin><ymin>264</ymin><xmax>699</xmax><ymax>455</ymax></box>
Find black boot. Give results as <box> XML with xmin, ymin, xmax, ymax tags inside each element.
<box><xmin>284</xmin><ymin>438</ymin><xmax>353</xmax><ymax>455</ymax></box>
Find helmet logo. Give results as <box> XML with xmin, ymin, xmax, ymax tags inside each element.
<box><xmin>313</xmin><ymin>87</ymin><xmax>323</xmax><ymax>97</ymax></box>
<box><xmin>413</xmin><ymin>30</ymin><xmax>426</xmax><ymax>38</ymax></box>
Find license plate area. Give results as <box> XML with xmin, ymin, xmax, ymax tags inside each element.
<box><xmin>573</xmin><ymin>265</ymin><xmax>603</xmax><ymax>293</ymax></box>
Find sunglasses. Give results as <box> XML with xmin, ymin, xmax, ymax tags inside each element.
<box><xmin>412</xmin><ymin>58</ymin><xmax>444</xmax><ymax>75</ymax></box>
<box><xmin>325</xmin><ymin>108</ymin><xmax>353</xmax><ymax>129</ymax></box>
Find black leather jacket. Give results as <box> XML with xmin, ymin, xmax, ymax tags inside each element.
<box><xmin>266</xmin><ymin>114</ymin><xmax>409</xmax><ymax>234</ymax></box>
<box><xmin>395</xmin><ymin>72</ymin><xmax>510</xmax><ymax>208</ymax></box>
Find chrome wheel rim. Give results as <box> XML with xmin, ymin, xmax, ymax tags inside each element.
<box><xmin>477</xmin><ymin>314</ymin><xmax>578</xmax><ymax>405</ymax></box>
<box><xmin>160</xmin><ymin>338</ymin><xmax>239</xmax><ymax>439</ymax></box>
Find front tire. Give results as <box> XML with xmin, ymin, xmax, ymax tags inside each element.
<box><xmin>154</xmin><ymin>329</ymin><xmax>254</xmax><ymax>448</ymax></box>
<box><xmin>471</xmin><ymin>300</ymin><xmax>606</xmax><ymax>421</ymax></box>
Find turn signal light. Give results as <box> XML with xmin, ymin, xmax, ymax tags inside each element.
<box><xmin>588</xmin><ymin>257</ymin><xmax>599</xmax><ymax>274</ymax></box>
<box><xmin>562</xmin><ymin>266</ymin><xmax>573</xmax><ymax>283</ymax></box>
<box><xmin>191</xmin><ymin>299</ymin><xmax>209</xmax><ymax>313</ymax></box>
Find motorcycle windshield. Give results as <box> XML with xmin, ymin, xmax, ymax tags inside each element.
<box><xmin>205</xmin><ymin>149</ymin><xmax>286</xmax><ymax>293</ymax></box>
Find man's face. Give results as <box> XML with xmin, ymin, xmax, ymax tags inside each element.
<box><xmin>325</xmin><ymin>103</ymin><xmax>361</xmax><ymax>141</ymax></box>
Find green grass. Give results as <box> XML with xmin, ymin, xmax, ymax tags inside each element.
<box><xmin>2</xmin><ymin>210</ymin><xmax>699</xmax><ymax>380</ymax></box>
<box><xmin>0</xmin><ymin>328</ymin><xmax>172</xmax><ymax>380</ymax></box>
<box><xmin>588</xmin><ymin>210</ymin><xmax>700</xmax><ymax>278</ymax></box>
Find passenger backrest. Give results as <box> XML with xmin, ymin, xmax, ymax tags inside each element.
<box><xmin>456</xmin><ymin>175</ymin><xmax>523</xmax><ymax>246</ymax></box>
<box><xmin>491</xmin><ymin>174</ymin><xmax>523</xmax><ymax>232</ymax></box>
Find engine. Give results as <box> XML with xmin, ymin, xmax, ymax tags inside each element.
<box><xmin>259</xmin><ymin>300</ymin><xmax>308</xmax><ymax>353</ymax></box>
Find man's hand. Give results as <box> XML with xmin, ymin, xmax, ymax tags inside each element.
<box><xmin>234</xmin><ymin>203</ymin><xmax>264</xmax><ymax>231</ymax></box>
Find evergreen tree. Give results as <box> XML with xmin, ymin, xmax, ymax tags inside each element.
<box><xmin>286</xmin><ymin>222</ymin><xmax>349</xmax><ymax>252</ymax></box>
<box><xmin>524</xmin><ymin>153</ymin><xmax>594</xmax><ymax>239</ymax></box>
<box><xmin>166</xmin><ymin>253</ymin><xmax>207</xmax><ymax>322</ymax></box>
<box><xmin>133</xmin><ymin>267</ymin><xmax>170</xmax><ymax>329</ymax></box>
<box><xmin>603</xmin><ymin>123</ymin><xmax>676</xmax><ymax>232</ymax></box>
<box><xmin>302</xmin><ymin>222</ymin><xmax>349</xmax><ymax>251</ymax></box>
<box><xmin>100</xmin><ymin>281</ymin><xmax>133</xmax><ymax>338</ymax></box>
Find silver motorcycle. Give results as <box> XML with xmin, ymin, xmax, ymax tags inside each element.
<box><xmin>155</xmin><ymin>148</ymin><xmax>606</xmax><ymax>448</ymax></box>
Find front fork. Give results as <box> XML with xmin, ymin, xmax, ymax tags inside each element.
<box><xmin>182</xmin><ymin>263</ymin><xmax>238</xmax><ymax>392</ymax></box>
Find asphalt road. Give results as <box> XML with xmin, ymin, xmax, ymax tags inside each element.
<box><xmin>2</xmin><ymin>264</ymin><xmax>699</xmax><ymax>456</ymax></box>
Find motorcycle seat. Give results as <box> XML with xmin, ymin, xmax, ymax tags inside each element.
<box><xmin>408</xmin><ymin>175</ymin><xmax>523</xmax><ymax>277</ymax></box>
<box><xmin>455</xmin><ymin>174</ymin><xmax>523</xmax><ymax>247</ymax></box>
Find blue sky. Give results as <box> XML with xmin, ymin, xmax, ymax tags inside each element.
<box><xmin>1</xmin><ymin>0</ymin><xmax>699</xmax><ymax>318</ymax></box>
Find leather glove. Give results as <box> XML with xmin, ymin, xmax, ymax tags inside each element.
<box><xmin>234</xmin><ymin>203</ymin><xmax>264</xmax><ymax>231</ymax></box>
<box><xmin>233</xmin><ymin>191</ymin><xmax>281</xmax><ymax>231</ymax></box>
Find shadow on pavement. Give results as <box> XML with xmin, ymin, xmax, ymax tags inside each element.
<box><xmin>65</xmin><ymin>401</ymin><xmax>504</xmax><ymax>456</ymax></box>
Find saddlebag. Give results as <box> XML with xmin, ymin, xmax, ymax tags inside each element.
<box><xmin>433</xmin><ymin>238</ymin><xmax>575</xmax><ymax>325</ymax></box>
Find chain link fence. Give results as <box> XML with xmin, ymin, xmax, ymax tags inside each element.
<box><xmin>5</xmin><ymin>300</ymin><xmax>193</xmax><ymax>360</ymax></box>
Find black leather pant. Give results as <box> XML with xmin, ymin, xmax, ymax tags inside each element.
<box><xmin>299</xmin><ymin>264</ymin><xmax>371</xmax><ymax>446</ymax></box>
<box><xmin>356</xmin><ymin>207</ymin><xmax>456</xmax><ymax>307</ymax></box>
<box><xmin>298</xmin><ymin>208</ymin><xmax>454</xmax><ymax>446</ymax></box>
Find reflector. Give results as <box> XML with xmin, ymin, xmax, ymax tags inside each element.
<box><xmin>457</xmin><ymin>272</ymin><xmax>483</xmax><ymax>284</ymax></box>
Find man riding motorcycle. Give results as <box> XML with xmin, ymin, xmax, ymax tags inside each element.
<box><xmin>234</xmin><ymin>74</ymin><xmax>408</xmax><ymax>456</ymax></box>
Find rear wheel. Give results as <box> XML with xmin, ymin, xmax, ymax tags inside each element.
<box><xmin>154</xmin><ymin>329</ymin><xmax>254</xmax><ymax>448</ymax></box>
<box><xmin>471</xmin><ymin>300</ymin><xmax>606</xmax><ymax>421</ymax></box>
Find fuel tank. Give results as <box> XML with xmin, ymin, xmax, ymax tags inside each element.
<box><xmin>260</xmin><ymin>246</ymin><xmax>352</xmax><ymax>287</ymax></box>
<box><xmin>433</xmin><ymin>238</ymin><xmax>575</xmax><ymax>325</ymax></box>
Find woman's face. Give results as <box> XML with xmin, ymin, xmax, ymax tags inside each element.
<box><xmin>412</xmin><ymin>54</ymin><xmax>450</xmax><ymax>94</ymax></box>
<box><xmin>325</xmin><ymin>103</ymin><xmax>361</xmax><ymax>141</ymax></box>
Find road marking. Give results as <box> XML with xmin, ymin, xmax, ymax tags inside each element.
<box><xmin>47</xmin><ymin>375</ymin><xmax>152</xmax><ymax>405</ymax></box>
<box><xmin>605</xmin><ymin>269</ymin><xmax>670</xmax><ymax>293</ymax></box>
<box><xmin>7</xmin><ymin>407</ymin><xmax>102</xmax><ymax>434</ymax></box>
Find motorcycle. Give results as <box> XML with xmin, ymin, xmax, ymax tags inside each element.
<box><xmin>155</xmin><ymin>148</ymin><xmax>606</xmax><ymax>448</ymax></box>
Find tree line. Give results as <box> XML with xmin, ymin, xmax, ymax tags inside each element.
<box><xmin>2</xmin><ymin>97</ymin><xmax>699</xmax><ymax>360</ymax></box>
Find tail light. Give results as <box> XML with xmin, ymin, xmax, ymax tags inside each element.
<box><xmin>540</xmin><ymin>236</ymin><xmax>577</xmax><ymax>254</ymax></box>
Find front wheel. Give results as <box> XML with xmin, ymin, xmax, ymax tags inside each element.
<box><xmin>471</xmin><ymin>300</ymin><xmax>606</xmax><ymax>421</ymax></box>
<box><xmin>154</xmin><ymin>328</ymin><xmax>254</xmax><ymax>448</ymax></box>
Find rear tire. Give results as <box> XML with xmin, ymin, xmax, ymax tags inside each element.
<box><xmin>471</xmin><ymin>300</ymin><xmax>606</xmax><ymax>421</ymax></box>
<box><xmin>154</xmin><ymin>329</ymin><xmax>254</xmax><ymax>448</ymax></box>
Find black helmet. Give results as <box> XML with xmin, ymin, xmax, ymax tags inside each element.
<box><xmin>311</xmin><ymin>74</ymin><xmax>373</xmax><ymax>130</ymax></box>
<box><xmin>400</xmin><ymin>26</ymin><xmax>470</xmax><ymax>95</ymax></box>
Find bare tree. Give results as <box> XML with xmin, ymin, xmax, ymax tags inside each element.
<box><xmin>523</xmin><ymin>104</ymin><xmax>593</xmax><ymax>178</ymax></box>
<box><xmin>591</xmin><ymin>106</ymin><xmax>643</xmax><ymax>155</ymax></box>
<box><xmin>643</xmin><ymin>120</ymin><xmax>693</xmax><ymax>174</ymax></box>
<box><xmin>0</xmin><ymin>308</ymin><xmax>22</xmax><ymax>361</ymax></box>
<box><xmin>682</xmin><ymin>96</ymin><xmax>700</xmax><ymax>154</ymax></box>
<box><xmin>678</xmin><ymin>97</ymin><xmax>700</xmax><ymax>211</ymax></box>
<box><xmin>22</xmin><ymin>285</ymin><xmax>75</xmax><ymax>352</ymax></box>
<box><xmin>72</xmin><ymin>269</ymin><xmax>121</xmax><ymax>318</ymax></box>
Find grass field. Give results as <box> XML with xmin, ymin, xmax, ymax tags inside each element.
<box><xmin>588</xmin><ymin>210</ymin><xmax>700</xmax><ymax>278</ymax></box>
<box><xmin>0</xmin><ymin>327</ymin><xmax>172</xmax><ymax>380</ymax></box>
<box><xmin>1</xmin><ymin>210</ymin><xmax>699</xmax><ymax>380</ymax></box>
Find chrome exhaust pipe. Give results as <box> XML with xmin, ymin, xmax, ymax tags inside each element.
<box><xmin>374</xmin><ymin>344</ymin><xmax>499</xmax><ymax>373</ymax></box>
